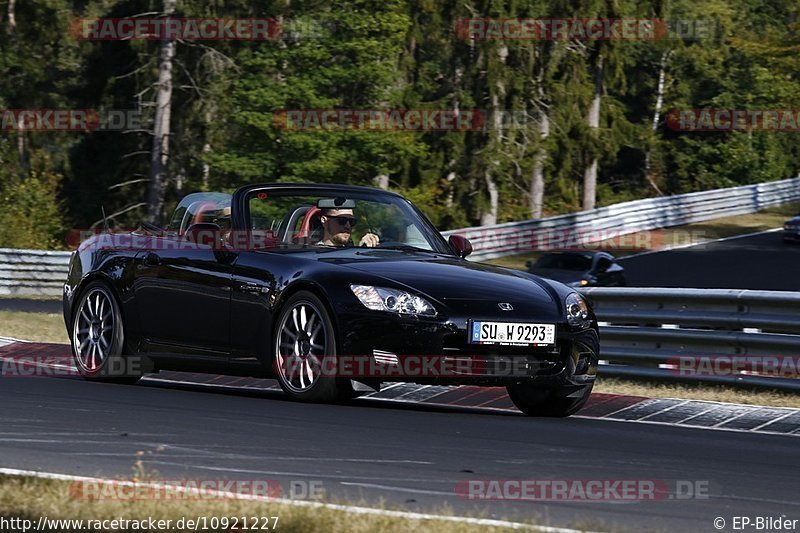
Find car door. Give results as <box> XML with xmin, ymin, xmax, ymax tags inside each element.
<box><xmin>228</xmin><ymin>250</ymin><xmax>278</xmax><ymax>365</ymax></box>
<box><xmin>132</xmin><ymin>234</ymin><xmax>234</xmax><ymax>356</ymax></box>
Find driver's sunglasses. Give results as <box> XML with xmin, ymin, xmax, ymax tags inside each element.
<box><xmin>328</xmin><ymin>215</ymin><xmax>358</xmax><ymax>227</ymax></box>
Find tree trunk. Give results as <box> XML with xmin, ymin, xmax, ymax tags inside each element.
<box><xmin>582</xmin><ymin>52</ymin><xmax>603</xmax><ymax>211</ymax></box>
<box><xmin>6</xmin><ymin>0</ymin><xmax>16</xmax><ymax>35</ymax></box>
<box><xmin>373</xmin><ymin>174</ymin><xmax>389</xmax><ymax>189</ymax></box>
<box><xmin>529</xmin><ymin>114</ymin><xmax>548</xmax><ymax>218</ymax></box>
<box><xmin>480</xmin><ymin>45</ymin><xmax>507</xmax><ymax>226</ymax></box>
<box><xmin>147</xmin><ymin>0</ymin><xmax>177</xmax><ymax>225</ymax></box>
<box><xmin>8</xmin><ymin>0</ymin><xmax>25</xmax><ymax>172</ymax></box>
<box><xmin>529</xmin><ymin>71</ymin><xmax>549</xmax><ymax>218</ymax></box>
<box><xmin>481</xmin><ymin>169</ymin><xmax>499</xmax><ymax>226</ymax></box>
<box><xmin>480</xmin><ymin>100</ymin><xmax>501</xmax><ymax>226</ymax></box>
<box><xmin>16</xmin><ymin>113</ymin><xmax>28</xmax><ymax>173</ymax></box>
<box><xmin>644</xmin><ymin>50</ymin><xmax>670</xmax><ymax>196</ymax></box>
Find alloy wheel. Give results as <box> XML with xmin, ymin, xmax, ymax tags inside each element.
<box><xmin>72</xmin><ymin>287</ymin><xmax>115</xmax><ymax>373</ymax></box>
<box><xmin>275</xmin><ymin>301</ymin><xmax>328</xmax><ymax>393</ymax></box>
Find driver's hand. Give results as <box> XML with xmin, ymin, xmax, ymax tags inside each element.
<box><xmin>359</xmin><ymin>233</ymin><xmax>380</xmax><ymax>247</ymax></box>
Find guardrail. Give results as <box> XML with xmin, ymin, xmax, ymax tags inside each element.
<box><xmin>2</xmin><ymin>176</ymin><xmax>800</xmax><ymax>295</ymax></box>
<box><xmin>444</xmin><ymin>176</ymin><xmax>800</xmax><ymax>261</ymax></box>
<box><xmin>581</xmin><ymin>287</ymin><xmax>800</xmax><ymax>391</ymax></box>
<box><xmin>0</xmin><ymin>248</ymin><xmax>71</xmax><ymax>297</ymax></box>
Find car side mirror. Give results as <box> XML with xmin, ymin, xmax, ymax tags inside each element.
<box><xmin>448</xmin><ymin>235</ymin><xmax>473</xmax><ymax>258</ymax></box>
<box><xmin>184</xmin><ymin>223</ymin><xmax>222</xmax><ymax>248</ymax></box>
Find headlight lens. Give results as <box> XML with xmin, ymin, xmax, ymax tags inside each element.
<box><xmin>565</xmin><ymin>292</ymin><xmax>591</xmax><ymax>328</ymax></box>
<box><xmin>350</xmin><ymin>285</ymin><xmax>437</xmax><ymax>317</ymax></box>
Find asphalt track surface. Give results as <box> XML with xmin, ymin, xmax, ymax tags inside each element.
<box><xmin>1</xmin><ymin>372</ymin><xmax>798</xmax><ymax>532</ymax></box>
<box><xmin>0</xmin><ymin>297</ymin><xmax>61</xmax><ymax>313</ymax></box>
<box><xmin>619</xmin><ymin>229</ymin><xmax>800</xmax><ymax>290</ymax></box>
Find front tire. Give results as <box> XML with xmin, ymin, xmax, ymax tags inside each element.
<box><xmin>71</xmin><ymin>281</ymin><xmax>142</xmax><ymax>384</ymax></box>
<box><xmin>507</xmin><ymin>329</ymin><xmax>598</xmax><ymax>417</ymax></box>
<box><xmin>273</xmin><ymin>291</ymin><xmax>340</xmax><ymax>402</ymax></box>
<box><xmin>507</xmin><ymin>382</ymin><xmax>594</xmax><ymax>417</ymax></box>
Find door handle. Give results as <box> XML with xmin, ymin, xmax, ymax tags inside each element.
<box><xmin>143</xmin><ymin>252</ymin><xmax>161</xmax><ymax>267</ymax></box>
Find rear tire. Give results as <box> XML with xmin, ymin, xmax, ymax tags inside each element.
<box><xmin>273</xmin><ymin>291</ymin><xmax>339</xmax><ymax>402</ymax></box>
<box><xmin>71</xmin><ymin>281</ymin><xmax>143</xmax><ymax>384</ymax></box>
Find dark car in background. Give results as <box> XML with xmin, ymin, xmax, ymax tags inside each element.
<box><xmin>527</xmin><ymin>251</ymin><xmax>627</xmax><ymax>287</ymax></box>
<box><xmin>63</xmin><ymin>184</ymin><xmax>600</xmax><ymax>417</ymax></box>
<box><xmin>783</xmin><ymin>214</ymin><xmax>800</xmax><ymax>243</ymax></box>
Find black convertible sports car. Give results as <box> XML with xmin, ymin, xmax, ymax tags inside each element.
<box><xmin>783</xmin><ymin>214</ymin><xmax>800</xmax><ymax>243</ymax></box>
<box><xmin>526</xmin><ymin>251</ymin><xmax>627</xmax><ymax>287</ymax></box>
<box><xmin>63</xmin><ymin>184</ymin><xmax>599</xmax><ymax>416</ymax></box>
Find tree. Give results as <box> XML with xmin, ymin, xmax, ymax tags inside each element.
<box><xmin>147</xmin><ymin>0</ymin><xmax>176</xmax><ymax>225</ymax></box>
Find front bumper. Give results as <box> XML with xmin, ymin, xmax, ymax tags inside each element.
<box><xmin>336</xmin><ymin>309</ymin><xmax>599</xmax><ymax>388</ymax></box>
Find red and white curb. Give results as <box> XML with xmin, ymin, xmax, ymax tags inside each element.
<box><xmin>2</xmin><ymin>338</ymin><xmax>799</xmax><ymax>437</ymax></box>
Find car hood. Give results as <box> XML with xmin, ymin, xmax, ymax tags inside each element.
<box><xmin>327</xmin><ymin>254</ymin><xmax>562</xmax><ymax>318</ymax></box>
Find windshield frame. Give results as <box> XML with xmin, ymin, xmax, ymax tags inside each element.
<box><xmin>232</xmin><ymin>183</ymin><xmax>455</xmax><ymax>256</ymax></box>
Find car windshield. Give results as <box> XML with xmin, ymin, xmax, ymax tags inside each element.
<box><xmin>534</xmin><ymin>253</ymin><xmax>593</xmax><ymax>271</ymax></box>
<box><xmin>245</xmin><ymin>188</ymin><xmax>452</xmax><ymax>254</ymax></box>
<box><xmin>165</xmin><ymin>192</ymin><xmax>233</xmax><ymax>235</ymax></box>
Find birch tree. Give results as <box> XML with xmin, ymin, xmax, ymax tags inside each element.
<box><xmin>147</xmin><ymin>0</ymin><xmax>176</xmax><ymax>225</ymax></box>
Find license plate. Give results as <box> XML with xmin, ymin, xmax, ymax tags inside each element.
<box><xmin>469</xmin><ymin>321</ymin><xmax>556</xmax><ymax>346</ymax></box>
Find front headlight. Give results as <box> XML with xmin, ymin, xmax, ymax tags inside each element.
<box><xmin>565</xmin><ymin>292</ymin><xmax>591</xmax><ymax>328</ymax></box>
<box><xmin>350</xmin><ymin>285</ymin><xmax>437</xmax><ymax>317</ymax></box>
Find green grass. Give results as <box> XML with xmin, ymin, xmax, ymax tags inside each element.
<box><xmin>484</xmin><ymin>201</ymin><xmax>800</xmax><ymax>271</ymax></box>
<box><xmin>595</xmin><ymin>377</ymin><xmax>800</xmax><ymax>409</ymax></box>
<box><xmin>0</xmin><ymin>474</ymin><xmax>575</xmax><ymax>533</ymax></box>
<box><xmin>0</xmin><ymin>310</ymin><xmax>68</xmax><ymax>343</ymax></box>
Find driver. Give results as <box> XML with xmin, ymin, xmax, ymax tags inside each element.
<box><xmin>319</xmin><ymin>208</ymin><xmax>379</xmax><ymax>247</ymax></box>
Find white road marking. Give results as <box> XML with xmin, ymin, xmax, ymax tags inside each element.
<box><xmin>0</xmin><ymin>467</ymin><xmax>590</xmax><ymax>532</ymax></box>
<box><xmin>340</xmin><ymin>481</ymin><xmax>456</xmax><ymax>497</ymax></box>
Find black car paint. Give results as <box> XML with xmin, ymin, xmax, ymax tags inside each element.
<box><xmin>783</xmin><ymin>215</ymin><xmax>800</xmax><ymax>242</ymax></box>
<box><xmin>64</xmin><ymin>183</ymin><xmax>598</xmax><ymax>388</ymax></box>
